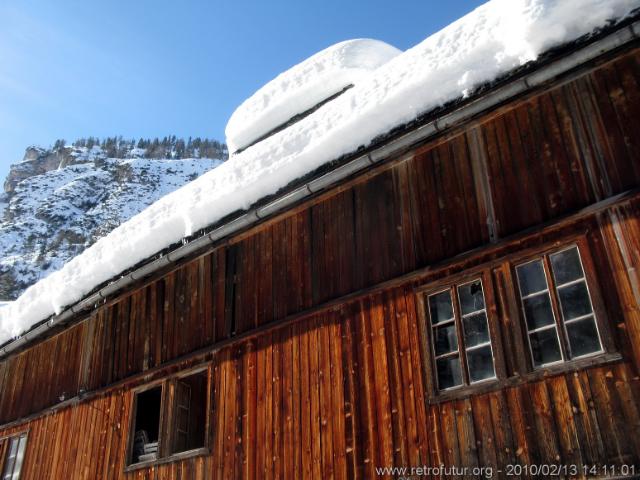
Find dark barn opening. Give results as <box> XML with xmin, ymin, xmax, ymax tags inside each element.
<box><xmin>131</xmin><ymin>386</ymin><xmax>162</xmax><ymax>464</ymax></box>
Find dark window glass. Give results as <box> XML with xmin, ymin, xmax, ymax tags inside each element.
<box><xmin>557</xmin><ymin>282</ymin><xmax>592</xmax><ymax>320</ymax></box>
<box><xmin>550</xmin><ymin>248</ymin><xmax>583</xmax><ymax>285</ymax></box>
<box><xmin>462</xmin><ymin>312</ymin><xmax>490</xmax><ymax>347</ymax></box>
<box><xmin>529</xmin><ymin>328</ymin><xmax>563</xmax><ymax>366</ymax></box>
<box><xmin>517</xmin><ymin>260</ymin><xmax>547</xmax><ymax>296</ymax></box>
<box><xmin>434</xmin><ymin>324</ymin><xmax>458</xmax><ymax>356</ymax></box>
<box><xmin>466</xmin><ymin>346</ymin><xmax>495</xmax><ymax>382</ymax></box>
<box><xmin>429</xmin><ymin>291</ymin><xmax>454</xmax><ymax>324</ymax></box>
<box><xmin>458</xmin><ymin>280</ymin><xmax>485</xmax><ymax>314</ymax></box>
<box><xmin>522</xmin><ymin>294</ymin><xmax>555</xmax><ymax>330</ymax></box>
<box><xmin>458</xmin><ymin>280</ymin><xmax>495</xmax><ymax>384</ymax></box>
<box><xmin>436</xmin><ymin>356</ymin><xmax>462</xmax><ymax>390</ymax></box>
<box><xmin>429</xmin><ymin>288</ymin><xmax>463</xmax><ymax>391</ymax></box>
<box><xmin>566</xmin><ymin>318</ymin><xmax>601</xmax><ymax>357</ymax></box>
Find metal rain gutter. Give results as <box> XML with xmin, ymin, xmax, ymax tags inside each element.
<box><xmin>1</xmin><ymin>21</ymin><xmax>638</xmax><ymax>359</ymax></box>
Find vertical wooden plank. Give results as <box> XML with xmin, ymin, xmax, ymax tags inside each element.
<box><xmin>389</xmin><ymin>291</ymin><xmax>418</xmax><ymax>469</ymax></box>
<box><xmin>611</xmin><ymin>362</ymin><xmax>640</xmax><ymax>465</ymax></box>
<box><xmin>354</xmin><ymin>299</ymin><xmax>378</xmax><ymax>477</ymax></box>
<box><xmin>234</xmin><ymin>345</ymin><xmax>245</xmax><ymax>480</ymax></box>
<box><xmin>471</xmin><ymin>395</ymin><xmax>498</xmax><ymax>473</ymax></box>
<box><xmin>328</xmin><ymin>314</ymin><xmax>347</xmax><ymax>480</ymax></box>
<box><xmin>455</xmin><ymin>398</ymin><xmax>479</xmax><ymax>471</ymax></box>
<box><xmin>318</xmin><ymin>314</ymin><xmax>335</xmax><ymax>479</ymax></box>
<box><xmin>382</xmin><ymin>291</ymin><xmax>409</xmax><ymax>470</ymax></box>
<box><xmin>340</xmin><ymin>307</ymin><xmax>363</xmax><ymax>479</ymax></box>
<box><xmin>402</xmin><ymin>287</ymin><xmax>432</xmax><ymax>467</ymax></box>
<box><xmin>272</xmin><ymin>329</ymin><xmax>283</xmax><ymax>480</ymax></box>
<box><xmin>308</xmin><ymin>319</ymin><xmax>322</xmax><ymax>480</ymax></box>
<box><xmin>466</xmin><ymin>126</ymin><xmax>498</xmax><ymax>244</ymax></box>
<box><xmin>439</xmin><ymin>402</ymin><xmax>462</xmax><ymax>471</ymax></box>
<box><xmin>528</xmin><ymin>381</ymin><xmax>561</xmax><ymax>465</ymax></box>
<box><xmin>242</xmin><ymin>340</ymin><xmax>256</xmax><ymax>480</ymax></box>
<box><xmin>566</xmin><ymin>370</ymin><xmax>606</xmax><ymax>467</ymax></box>
<box><xmin>162</xmin><ymin>274</ymin><xmax>175</xmax><ymax>364</ymax></box>
<box><xmin>369</xmin><ymin>295</ymin><xmax>394</xmax><ymax>471</ymax></box>
<box><xmin>505</xmin><ymin>386</ymin><xmax>536</xmax><ymax>466</ymax></box>
<box><xmin>488</xmin><ymin>391</ymin><xmax>516</xmax><ymax>476</ymax></box>
<box><xmin>547</xmin><ymin>376</ymin><xmax>582</xmax><ymax>469</ymax></box>
<box><xmin>282</xmin><ymin>326</ymin><xmax>295</xmax><ymax>480</ymax></box>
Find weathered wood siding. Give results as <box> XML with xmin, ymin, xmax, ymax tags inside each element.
<box><xmin>0</xmin><ymin>44</ymin><xmax>639</xmax><ymax>478</ymax></box>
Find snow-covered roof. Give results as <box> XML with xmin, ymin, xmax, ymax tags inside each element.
<box><xmin>0</xmin><ymin>0</ymin><xmax>638</xmax><ymax>347</ymax></box>
<box><xmin>225</xmin><ymin>39</ymin><xmax>401</xmax><ymax>152</ymax></box>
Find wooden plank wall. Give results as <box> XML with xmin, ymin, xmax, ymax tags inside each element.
<box><xmin>1</xmin><ymin>271</ymin><xmax>639</xmax><ymax>479</ymax></box>
<box><xmin>0</xmin><ymin>44</ymin><xmax>639</xmax><ymax>478</ymax></box>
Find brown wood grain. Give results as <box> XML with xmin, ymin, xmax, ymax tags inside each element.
<box><xmin>1</xmin><ymin>43</ymin><xmax>640</xmax><ymax>480</ymax></box>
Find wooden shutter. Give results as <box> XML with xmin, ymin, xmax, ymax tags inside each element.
<box><xmin>173</xmin><ymin>380</ymin><xmax>192</xmax><ymax>452</ymax></box>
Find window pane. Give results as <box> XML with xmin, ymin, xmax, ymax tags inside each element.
<box><xmin>467</xmin><ymin>345</ymin><xmax>495</xmax><ymax>382</ymax></box>
<box><xmin>2</xmin><ymin>439</ymin><xmax>17</xmax><ymax>480</ymax></box>
<box><xmin>462</xmin><ymin>312</ymin><xmax>490</xmax><ymax>347</ymax></box>
<box><xmin>8</xmin><ymin>438</ymin><xmax>18</xmax><ymax>458</ymax></box>
<box><xmin>550</xmin><ymin>247</ymin><xmax>584</xmax><ymax>285</ymax></box>
<box><xmin>2</xmin><ymin>434</ymin><xmax>27</xmax><ymax>480</ymax></box>
<box><xmin>433</xmin><ymin>324</ymin><xmax>458</xmax><ymax>356</ymax></box>
<box><xmin>458</xmin><ymin>280</ymin><xmax>485</xmax><ymax>315</ymax></box>
<box><xmin>171</xmin><ymin>371</ymin><xmax>208</xmax><ymax>454</ymax></box>
<box><xmin>10</xmin><ymin>436</ymin><xmax>26</xmax><ymax>480</ymax></box>
<box><xmin>436</xmin><ymin>355</ymin><xmax>462</xmax><ymax>389</ymax></box>
<box><xmin>566</xmin><ymin>317</ymin><xmax>601</xmax><ymax>357</ymax></box>
<box><xmin>529</xmin><ymin>328</ymin><xmax>562</xmax><ymax>366</ymax></box>
<box><xmin>429</xmin><ymin>291</ymin><xmax>453</xmax><ymax>325</ymax></box>
<box><xmin>517</xmin><ymin>260</ymin><xmax>547</xmax><ymax>296</ymax></box>
<box><xmin>522</xmin><ymin>294</ymin><xmax>555</xmax><ymax>330</ymax></box>
<box><xmin>557</xmin><ymin>281</ymin><xmax>592</xmax><ymax>320</ymax></box>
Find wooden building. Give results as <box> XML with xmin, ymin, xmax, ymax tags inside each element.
<box><xmin>1</xmin><ymin>10</ymin><xmax>640</xmax><ymax>480</ymax></box>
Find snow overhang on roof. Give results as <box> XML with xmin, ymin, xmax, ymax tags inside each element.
<box><xmin>1</xmin><ymin>0</ymin><xmax>639</xmax><ymax>355</ymax></box>
<box><xmin>225</xmin><ymin>39</ymin><xmax>402</xmax><ymax>153</ymax></box>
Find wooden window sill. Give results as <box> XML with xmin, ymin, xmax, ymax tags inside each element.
<box><xmin>124</xmin><ymin>447</ymin><xmax>209</xmax><ymax>472</ymax></box>
<box><xmin>427</xmin><ymin>351</ymin><xmax>622</xmax><ymax>404</ymax></box>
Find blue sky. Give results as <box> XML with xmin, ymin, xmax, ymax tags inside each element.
<box><xmin>0</xmin><ymin>0</ymin><xmax>485</xmax><ymax>180</ymax></box>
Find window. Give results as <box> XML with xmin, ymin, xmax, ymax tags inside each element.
<box><xmin>127</xmin><ymin>366</ymin><xmax>210</xmax><ymax>468</ymax></box>
<box><xmin>170</xmin><ymin>371</ymin><xmax>207</xmax><ymax>455</ymax></box>
<box><xmin>516</xmin><ymin>245</ymin><xmax>603</xmax><ymax>367</ymax></box>
<box><xmin>419</xmin><ymin>237</ymin><xmax>614</xmax><ymax>401</ymax></box>
<box><xmin>2</xmin><ymin>433</ymin><xmax>27</xmax><ymax>480</ymax></box>
<box><xmin>426</xmin><ymin>278</ymin><xmax>496</xmax><ymax>391</ymax></box>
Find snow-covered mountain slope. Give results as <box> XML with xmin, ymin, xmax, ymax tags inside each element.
<box><xmin>0</xmin><ymin>144</ymin><xmax>224</xmax><ymax>299</ymax></box>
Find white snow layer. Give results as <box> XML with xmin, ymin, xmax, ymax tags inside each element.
<box><xmin>225</xmin><ymin>39</ymin><xmax>401</xmax><ymax>153</ymax></box>
<box><xmin>1</xmin><ymin>0</ymin><xmax>638</xmax><ymax>345</ymax></box>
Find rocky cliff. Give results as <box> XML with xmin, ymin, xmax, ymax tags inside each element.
<box><xmin>0</xmin><ymin>142</ymin><xmax>225</xmax><ymax>299</ymax></box>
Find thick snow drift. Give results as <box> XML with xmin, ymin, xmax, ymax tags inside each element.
<box><xmin>1</xmin><ymin>0</ymin><xmax>638</xmax><ymax>346</ymax></box>
<box><xmin>225</xmin><ymin>39</ymin><xmax>401</xmax><ymax>153</ymax></box>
